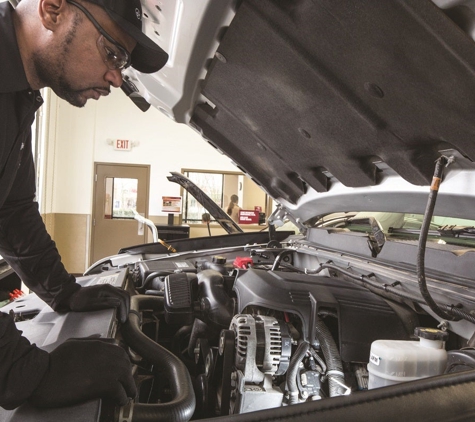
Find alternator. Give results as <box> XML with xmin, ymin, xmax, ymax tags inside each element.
<box><xmin>231</xmin><ymin>314</ymin><xmax>291</xmax><ymax>383</ymax></box>
<box><xmin>228</xmin><ymin>314</ymin><xmax>292</xmax><ymax>413</ymax></box>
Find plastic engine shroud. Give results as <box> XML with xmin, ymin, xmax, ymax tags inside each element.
<box><xmin>233</xmin><ymin>269</ymin><xmax>410</xmax><ymax>362</ymax></box>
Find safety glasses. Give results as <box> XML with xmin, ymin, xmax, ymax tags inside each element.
<box><xmin>66</xmin><ymin>0</ymin><xmax>131</xmax><ymax>70</ymax></box>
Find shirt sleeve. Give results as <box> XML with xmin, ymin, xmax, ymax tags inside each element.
<box><xmin>0</xmin><ymin>137</ymin><xmax>80</xmax><ymax>311</ymax></box>
<box><xmin>0</xmin><ymin>312</ymin><xmax>49</xmax><ymax>410</ymax></box>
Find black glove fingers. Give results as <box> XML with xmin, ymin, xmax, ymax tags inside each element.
<box><xmin>95</xmin><ymin>342</ymin><xmax>137</xmax><ymax>400</ymax></box>
<box><xmin>67</xmin><ymin>285</ymin><xmax>131</xmax><ymax>323</ymax></box>
<box><xmin>103</xmin><ymin>382</ymin><xmax>129</xmax><ymax>406</ymax></box>
<box><xmin>119</xmin><ymin>364</ymin><xmax>138</xmax><ymax>399</ymax></box>
<box><xmin>103</xmin><ymin>286</ymin><xmax>130</xmax><ymax>323</ymax></box>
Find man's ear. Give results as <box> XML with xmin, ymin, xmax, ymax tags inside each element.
<box><xmin>38</xmin><ymin>0</ymin><xmax>68</xmax><ymax>31</ymax></box>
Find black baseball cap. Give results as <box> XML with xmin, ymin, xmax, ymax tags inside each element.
<box><xmin>85</xmin><ymin>0</ymin><xmax>168</xmax><ymax>73</ymax></box>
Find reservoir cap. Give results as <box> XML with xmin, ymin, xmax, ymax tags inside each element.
<box><xmin>212</xmin><ymin>256</ymin><xmax>227</xmax><ymax>265</ymax></box>
<box><xmin>414</xmin><ymin>327</ymin><xmax>449</xmax><ymax>341</ymax></box>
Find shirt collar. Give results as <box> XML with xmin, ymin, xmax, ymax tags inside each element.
<box><xmin>0</xmin><ymin>2</ymin><xmax>30</xmax><ymax>93</ymax></box>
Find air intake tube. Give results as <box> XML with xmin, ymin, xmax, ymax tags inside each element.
<box><xmin>120</xmin><ymin>295</ymin><xmax>196</xmax><ymax>422</ymax></box>
<box><xmin>197</xmin><ymin>270</ymin><xmax>235</xmax><ymax>328</ymax></box>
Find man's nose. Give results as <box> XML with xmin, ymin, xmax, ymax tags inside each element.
<box><xmin>104</xmin><ymin>68</ymin><xmax>123</xmax><ymax>88</ymax></box>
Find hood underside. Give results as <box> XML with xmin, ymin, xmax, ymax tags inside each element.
<box><xmin>128</xmin><ymin>0</ymin><xmax>475</xmax><ymax>221</ymax></box>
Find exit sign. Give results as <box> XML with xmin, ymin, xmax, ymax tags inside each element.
<box><xmin>114</xmin><ymin>139</ymin><xmax>132</xmax><ymax>151</ymax></box>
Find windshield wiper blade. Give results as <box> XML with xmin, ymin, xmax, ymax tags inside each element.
<box><xmin>388</xmin><ymin>225</ymin><xmax>475</xmax><ymax>239</ymax></box>
<box><xmin>388</xmin><ymin>227</ymin><xmax>440</xmax><ymax>236</ymax></box>
<box><xmin>437</xmin><ymin>225</ymin><xmax>475</xmax><ymax>238</ymax></box>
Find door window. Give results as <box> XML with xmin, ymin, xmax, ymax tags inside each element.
<box><xmin>104</xmin><ymin>177</ymin><xmax>138</xmax><ymax>219</ymax></box>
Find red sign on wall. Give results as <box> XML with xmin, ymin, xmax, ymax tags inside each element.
<box><xmin>239</xmin><ymin>210</ymin><xmax>259</xmax><ymax>224</ymax></box>
<box><xmin>114</xmin><ymin>139</ymin><xmax>132</xmax><ymax>151</ymax></box>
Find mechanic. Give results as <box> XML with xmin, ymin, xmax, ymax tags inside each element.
<box><xmin>0</xmin><ymin>0</ymin><xmax>167</xmax><ymax>410</ymax></box>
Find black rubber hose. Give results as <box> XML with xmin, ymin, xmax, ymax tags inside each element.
<box><xmin>287</xmin><ymin>341</ymin><xmax>310</xmax><ymax>404</ymax></box>
<box><xmin>445</xmin><ymin>305</ymin><xmax>475</xmax><ymax>324</ymax></box>
<box><xmin>138</xmin><ymin>270</ymin><xmax>173</xmax><ymax>290</ymax></box>
<box><xmin>271</xmin><ymin>249</ymin><xmax>294</xmax><ymax>271</ymax></box>
<box><xmin>417</xmin><ymin>156</ymin><xmax>459</xmax><ymax>321</ymax></box>
<box><xmin>197</xmin><ymin>270</ymin><xmax>235</xmax><ymax>328</ymax></box>
<box><xmin>120</xmin><ymin>295</ymin><xmax>196</xmax><ymax>422</ymax></box>
<box><xmin>315</xmin><ymin>317</ymin><xmax>346</xmax><ymax>397</ymax></box>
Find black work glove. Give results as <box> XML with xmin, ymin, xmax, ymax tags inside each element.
<box><xmin>29</xmin><ymin>339</ymin><xmax>136</xmax><ymax>408</ymax></box>
<box><xmin>63</xmin><ymin>285</ymin><xmax>130</xmax><ymax>323</ymax></box>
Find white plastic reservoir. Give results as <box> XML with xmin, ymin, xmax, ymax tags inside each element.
<box><xmin>367</xmin><ymin>327</ymin><xmax>448</xmax><ymax>389</ymax></box>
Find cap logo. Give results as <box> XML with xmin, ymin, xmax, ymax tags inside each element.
<box><xmin>135</xmin><ymin>8</ymin><xmax>141</xmax><ymax>20</ymax></box>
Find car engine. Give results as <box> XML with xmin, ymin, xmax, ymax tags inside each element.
<box><xmin>112</xmin><ymin>238</ymin><xmax>467</xmax><ymax>421</ymax></box>
<box><xmin>2</xmin><ymin>235</ymin><xmax>474</xmax><ymax>422</ymax></box>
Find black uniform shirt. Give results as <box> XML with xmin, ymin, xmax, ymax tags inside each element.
<box><xmin>0</xmin><ymin>2</ymin><xmax>80</xmax><ymax>409</ymax></box>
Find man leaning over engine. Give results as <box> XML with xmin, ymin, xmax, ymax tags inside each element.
<box><xmin>0</xmin><ymin>0</ymin><xmax>167</xmax><ymax>409</ymax></box>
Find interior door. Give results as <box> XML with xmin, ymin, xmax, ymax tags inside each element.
<box><xmin>91</xmin><ymin>163</ymin><xmax>150</xmax><ymax>264</ymax></box>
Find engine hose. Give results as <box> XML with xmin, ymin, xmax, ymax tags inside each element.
<box><xmin>287</xmin><ymin>341</ymin><xmax>310</xmax><ymax>404</ymax></box>
<box><xmin>120</xmin><ymin>295</ymin><xmax>196</xmax><ymax>422</ymax></box>
<box><xmin>138</xmin><ymin>270</ymin><xmax>173</xmax><ymax>290</ymax></box>
<box><xmin>271</xmin><ymin>249</ymin><xmax>294</xmax><ymax>271</ymax></box>
<box><xmin>308</xmin><ymin>346</ymin><xmax>327</xmax><ymax>373</ymax></box>
<box><xmin>197</xmin><ymin>270</ymin><xmax>235</xmax><ymax>328</ymax></box>
<box><xmin>445</xmin><ymin>305</ymin><xmax>475</xmax><ymax>324</ymax></box>
<box><xmin>417</xmin><ymin>156</ymin><xmax>459</xmax><ymax>321</ymax></box>
<box><xmin>315</xmin><ymin>317</ymin><xmax>346</xmax><ymax>397</ymax></box>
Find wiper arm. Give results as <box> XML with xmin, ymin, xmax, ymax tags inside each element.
<box><xmin>389</xmin><ymin>225</ymin><xmax>475</xmax><ymax>239</ymax></box>
<box><xmin>437</xmin><ymin>225</ymin><xmax>475</xmax><ymax>238</ymax></box>
<box><xmin>388</xmin><ymin>227</ymin><xmax>440</xmax><ymax>236</ymax></box>
<box><xmin>348</xmin><ymin>217</ymin><xmax>385</xmax><ymax>257</ymax></box>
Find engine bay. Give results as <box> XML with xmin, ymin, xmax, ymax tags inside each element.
<box><xmin>3</xmin><ymin>232</ymin><xmax>475</xmax><ymax>421</ymax></box>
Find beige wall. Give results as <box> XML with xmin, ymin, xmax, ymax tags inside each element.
<box><xmin>42</xmin><ymin>213</ymin><xmax>90</xmax><ymax>274</ymax></box>
<box><xmin>242</xmin><ymin>176</ymin><xmax>267</xmax><ymax>212</ymax></box>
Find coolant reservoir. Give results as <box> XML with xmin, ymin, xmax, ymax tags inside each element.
<box><xmin>367</xmin><ymin>327</ymin><xmax>448</xmax><ymax>389</ymax></box>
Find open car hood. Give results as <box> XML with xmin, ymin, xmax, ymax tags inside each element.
<box><xmin>125</xmin><ymin>0</ymin><xmax>475</xmax><ymax>225</ymax></box>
